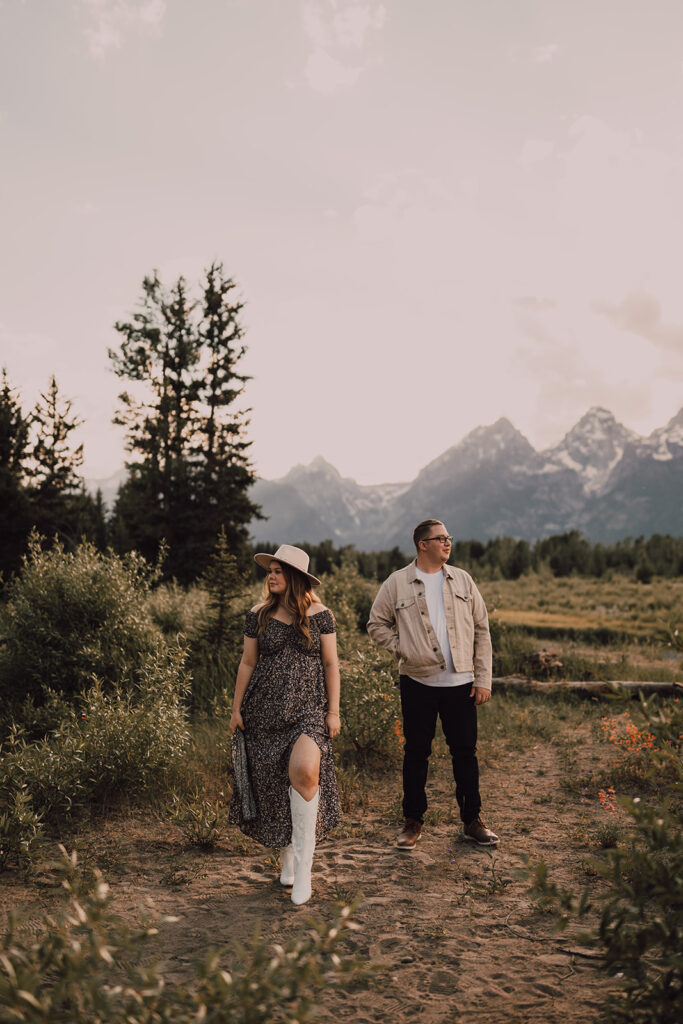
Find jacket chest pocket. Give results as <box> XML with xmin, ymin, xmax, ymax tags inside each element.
<box><xmin>396</xmin><ymin>594</ymin><xmax>422</xmax><ymax>631</ymax></box>
<box><xmin>453</xmin><ymin>592</ymin><xmax>474</xmax><ymax>639</ymax></box>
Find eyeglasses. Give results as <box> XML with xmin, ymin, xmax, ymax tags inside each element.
<box><xmin>423</xmin><ymin>535</ymin><xmax>453</xmax><ymax>545</ymax></box>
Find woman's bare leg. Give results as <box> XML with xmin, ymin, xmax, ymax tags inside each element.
<box><xmin>289</xmin><ymin>734</ymin><xmax>321</xmax><ymax>801</ymax></box>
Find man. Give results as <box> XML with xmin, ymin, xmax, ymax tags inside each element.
<box><xmin>367</xmin><ymin>519</ymin><xmax>498</xmax><ymax>849</ymax></box>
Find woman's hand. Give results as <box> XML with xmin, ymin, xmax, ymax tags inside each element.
<box><xmin>325</xmin><ymin>711</ymin><xmax>341</xmax><ymax>738</ymax></box>
<box><xmin>229</xmin><ymin>708</ymin><xmax>244</xmax><ymax>735</ymax></box>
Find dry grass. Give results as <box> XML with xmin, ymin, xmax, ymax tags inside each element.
<box><xmin>479</xmin><ymin>574</ymin><xmax>682</xmax><ymax>683</ymax></box>
<box><xmin>480</xmin><ymin>574</ymin><xmax>682</xmax><ymax>633</ymax></box>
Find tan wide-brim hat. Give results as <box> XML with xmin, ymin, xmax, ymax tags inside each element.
<box><xmin>254</xmin><ymin>544</ymin><xmax>321</xmax><ymax>587</ymax></box>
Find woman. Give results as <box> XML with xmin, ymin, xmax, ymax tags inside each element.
<box><xmin>229</xmin><ymin>544</ymin><xmax>342</xmax><ymax>905</ymax></box>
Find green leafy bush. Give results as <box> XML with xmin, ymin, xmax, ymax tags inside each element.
<box><xmin>0</xmin><ymin>766</ymin><xmax>43</xmax><ymax>871</ymax></box>
<box><xmin>0</xmin><ymin>535</ymin><xmax>164</xmax><ymax>713</ymax></box>
<box><xmin>529</xmin><ymin>694</ymin><xmax>682</xmax><ymax>1023</ymax></box>
<box><xmin>488</xmin><ymin>617</ymin><xmax>536</xmax><ymax>676</ymax></box>
<box><xmin>595</xmin><ymin>822</ymin><xmax>619</xmax><ymax>849</ymax></box>
<box><xmin>0</xmin><ymin>846</ymin><xmax>366</xmax><ymax>1024</ymax></box>
<box><xmin>337</xmin><ymin>646</ymin><xmax>403</xmax><ymax>767</ymax></box>
<box><xmin>0</xmin><ymin>644</ymin><xmax>190</xmax><ymax>829</ymax></box>
<box><xmin>147</xmin><ymin>581</ymin><xmax>210</xmax><ymax>638</ymax></box>
<box><xmin>171</xmin><ymin>794</ymin><xmax>229</xmax><ymax>849</ymax></box>
<box><xmin>320</xmin><ymin>557</ymin><xmax>376</xmax><ymax>654</ymax></box>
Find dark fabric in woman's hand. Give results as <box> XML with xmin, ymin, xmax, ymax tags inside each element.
<box><xmin>231</xmin><ymin>727</ymin><xmax>257</xmax><ymax>822</ymax></box>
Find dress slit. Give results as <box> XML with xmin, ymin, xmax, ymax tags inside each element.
<box><xmin>229</xmin><ymin>609</ymin><xmax>342</xmax><ymax>848</ymax></box>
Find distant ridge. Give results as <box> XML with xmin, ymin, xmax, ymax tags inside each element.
<box><xmin>249</xmin><ymin>407</ymin><xmax>683</xmax><ymax>547</ymax></box>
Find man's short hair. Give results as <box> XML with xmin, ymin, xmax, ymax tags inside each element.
<box><xmin>413</xmin><ymin>519</ymin><xmax>444</xmax><ymax>550</ymax></box>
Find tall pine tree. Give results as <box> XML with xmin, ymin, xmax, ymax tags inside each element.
<box><xmin>109</xmin><ymin>263</ymin><xmax>260</xmax><ymax>581</ymax></box>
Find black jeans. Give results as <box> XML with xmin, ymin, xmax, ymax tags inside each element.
<box><xmin>399</xmin><ymin>675</ymin><xmax>481</xmax><ymax>826</ymax></box>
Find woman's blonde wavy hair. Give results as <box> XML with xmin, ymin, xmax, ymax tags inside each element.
<box><xmin>256</xmin><ymin>560</ymin><xmax>317</xmax><ymax>648</ymax></box>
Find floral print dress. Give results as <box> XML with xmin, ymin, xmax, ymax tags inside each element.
<box><xmin>229</xmin><ymin>609</ymin><xmax>342</xmax><ymax>847</ymax></box>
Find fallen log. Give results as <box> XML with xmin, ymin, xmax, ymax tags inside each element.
<box><xmin>491</xmin><ymin>676</ymin><xmax>681</xmax><ymax>697</ymax></box>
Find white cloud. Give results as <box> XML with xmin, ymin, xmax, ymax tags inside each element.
<box><xmin>79</xmin><ymin>0</ymin><xmax>166</xmax><ymax>59</ymax></box>
<box><xmin>331</xmin><ymin>2</ymin><xmax>385</xmax><ymax>49</ymax></box>
<box><xmin>301</xmin><ymin>0</ymin><xmax>385</xmax><ymax>49</ymax></box>
<box><xmin>299</xmin><ymin>1</ymin><xmax>385</xmax><ymax>92</ymax></box>
<box><xmin>593</xmin><ymin>291</ymin><xmax>683</xmax><ymax>354</ymax></box>
<box><xmin>519</xmin><ymin>139</ymin><xmax>554</xmax><ymax>166</ymax></box>
<box><xmin>533</xmin><ymin>43</ymin><xmax>559</xmax><ymax>64</ymax></box>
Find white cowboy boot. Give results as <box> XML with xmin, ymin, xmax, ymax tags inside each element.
<box><xmin>289</xmin><ymin>785</ymin><xmax>319</xmax><ymax>906</ymax></box>
<box><xmin>279</xmin><ymin>845</ymin><xmax>294</xmax><ymax>886</ymax></box>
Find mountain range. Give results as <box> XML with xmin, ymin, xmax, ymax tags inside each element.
<box><xmin>248</xmin><ymin>407</ymin><xmax>683</xmax><ymax>548</ymax></box>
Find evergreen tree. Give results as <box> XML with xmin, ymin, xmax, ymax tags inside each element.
<box><xmin>30</xmin><ymin>375</ymin><xmax>84</xmax><ymax>493</ymax></box>
<box><xmin>109</xmin><ymin>263</ymin><xmax>260</xmax><ymax>581</ymax></box>
<box><xmin>27</xmin><ymin>376</ymin><xmax>95</xmax><ymax>545</ymax></box>
<box><xmin>200</xmin><ymin>526</ymin><xmax>246</xmax><ymax>648</ymax></box>
<box><xmin>0</xmin><ymin>369</ymin><xmax>32</xmax><ymax>574</ymax></box>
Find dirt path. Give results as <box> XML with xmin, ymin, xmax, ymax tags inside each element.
<box><xmin>1</xmin><ymin>721</ymin><xmax>621</xmax><ymax>1023</ymax></box>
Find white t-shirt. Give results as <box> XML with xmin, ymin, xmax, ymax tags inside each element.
<box><xmin>412</xmin><ymin>567</ymin><xmax>474</xmax><ymax>688</ymax></box>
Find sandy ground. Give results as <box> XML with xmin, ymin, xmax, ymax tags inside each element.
<box><xmin>0</xmin><ymin>718</ymin><xmax>622</xmax><ymax>1024</ymax></box>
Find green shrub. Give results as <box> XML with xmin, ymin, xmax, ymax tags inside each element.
<box><xmin>0</xmin><ymin>643</ymin><xmax>191</xmax><ymax>829</ymax></box>
<box><xmin>593</xmin><ymin>697</ymin><xmax>682</xmax><ymax>795</ymax></box>
<box><xmin>188</xmin><ymin>640</ymin><xmax>243</xmax><ymax>712</ymax></box>
<box><xmin>529</xmin><ymin>694</ymin><xmax>682</xmax><ymax>1023</ymax></box>
<box><xmin>0</xmin><ymin>535</ymin><xmax>164</xmax><ymax>713</ymax></box>
<box><xmin>147</xmin><ymin>581</ymin><xmax>210</xmax><ymax>638</ymax></box>
<box><xmin>171</xmin><ymin>793</ymin><xmax>229</xmax><ymax>849</ymax></box>
<box><xmin>0</xmin><ymin>846</ymin><xmax>366</xmax><ymax>1024</ymax></box>
<box><xmin>488</xmin><ymin>617</ymin><xmax>536</xmax><ymax>676</ymax></box>
<box><xmin>337</xmin><ymin>645</ymin><xmax>403</xmax><ymax>767</ymax></box>
<box><xmin>595</xmin><ymin>823</ymin><xmax>619</xmax><ymax>849</ymax></box>
<box><xmin>0</xmin><ymin>767</ymin><xmax>43</xmax><ymax>871</ymax></box>
<box><xmin>320</xmin><ymin>557</ymin><xmax>376</xmax><ymax>654</ymax></box>
<box><xmin>5</xmin><ymin>688</ymin><xmax>73</xmax><ymax>743</ymax></box>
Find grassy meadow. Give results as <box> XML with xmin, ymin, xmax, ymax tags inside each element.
<box><xmin>0</xmin><ymin>542</ymin><xmax>680</xmax><ymax>1023</ymax></box>
<box><xmin>479</xmin><ymin>573</ymin><xmax>682</xmax><ymax>685</ymax></box>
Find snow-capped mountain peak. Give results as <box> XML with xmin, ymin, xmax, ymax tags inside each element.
<box><xmin>417</xmin><ymin>417</ymin><xmax>536</xmax><ymax>483</ymax></box>
<box><xmin>647</xmin><ymin>407</ymin><xmax>683</xmax><ymax>461</ymax></box>
<box><xmin>248</xmin><ymin>406</ymin><xmax>683</xmax><ymax>547</ymax></box>
<box><xmin>543</xmin><ymin>407</ymin><xmax>637</xmax><ymax>494</ymax></box>
<box><xmin>282</xmin><ymin>456</ymin><xmax>342</xmax><ymax>485</ymax></box>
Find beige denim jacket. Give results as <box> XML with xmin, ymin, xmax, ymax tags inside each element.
<box><xmin>367</xmin><ymin>560</ymin><xmax>493</xmax><ymax>690</ymax></box>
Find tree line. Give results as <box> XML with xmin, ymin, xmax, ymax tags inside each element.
<box><xmin>252</xmin><ymin>532</ymin><xmax>683</xmax><ymax>583</ymax></box>
<box><xmin>1</xmin><ymin>263</ymin><xmax>259</xmax><ymax>583</ymax></box>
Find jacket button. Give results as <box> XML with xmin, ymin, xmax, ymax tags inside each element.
<box><xmin>421</xmin><ymin>611</ymin><xmax>425</xmax><ymax>615</ymax></box>
<box><xmin>432</xmin><ymin>647</ymin><xmax>438</xmax><ymax>652</ymax></box>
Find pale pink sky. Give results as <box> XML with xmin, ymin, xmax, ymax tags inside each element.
<box><xmin>1</xmin><ymin>0</ymin><xmax>682</xmax><ymax>483</ymax></box>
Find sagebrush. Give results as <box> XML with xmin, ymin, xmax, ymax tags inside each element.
<box><xmin>0</xmin><ymin>846</ymin><xmax>367</xmax><ymax>1024</ymax></box>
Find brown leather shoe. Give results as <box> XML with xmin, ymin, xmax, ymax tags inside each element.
<box><xmin>463</xmin><ymin>817</ymin><xmax>499</xmax><ymax>846</ymax></box>
<box><xmin>396</xmin><ymin>818</ymin><xmax>422</xmax><ymax>849</ymax></box>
